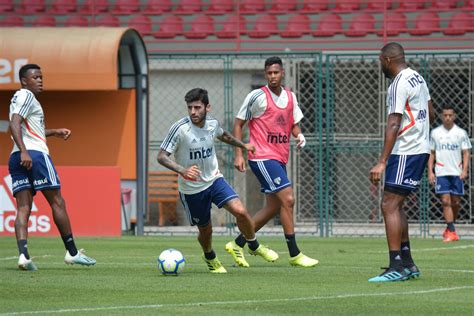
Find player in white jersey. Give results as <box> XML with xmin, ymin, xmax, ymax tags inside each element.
<box><xmin>8</xmin><ymin>64</ymin><xmax>95</xmax><ymax>271</ymax></box>
<box><xmin>369</xmin><ymin>43</ymin><xmax>435</xmax><ymax>282</ymax></box>
<box><xmin>428</xmin><ymin>105</ymin><xmax>471</xmax><ymax>242</ymax></box>
<box><xmin>157</xmin><ymin>88</ymin><xmax>278</xmax><ymax>273</ymax></box>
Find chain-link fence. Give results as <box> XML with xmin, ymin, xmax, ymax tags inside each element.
<box><xmin>147</xmin><ymin>51</ymin><xmax>474</xmax><ymax>237</ymax></box>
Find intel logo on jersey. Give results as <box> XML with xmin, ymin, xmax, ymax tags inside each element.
<box><xmin>440</xmin><ymin>143</ymin><xmax>459</xmax><ymax>151</ymax></box>
<box><xmin>403</xmin><ymin>178</ymin><xmax>420</xmax><ymax>186</ymax></box>
<box><xmin>267</xmin><ymin>132</ymin><xmax>289</xmax><ymax>144</ymax></box>
<box><xmin>189</xmin><ymin>147</ymin><xmax>213</xmax><ymax>160</ymax></box>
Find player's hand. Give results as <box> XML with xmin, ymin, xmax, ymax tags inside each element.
<box><xmin>20</xmin><ymin>150</ymin><xmax>32</xmax><ymax>170</ymax></box>
<box><xmin>182</xmin><ymin>165</ymin><xmax>201</xmax><ymax>181</ymax></box>
<box><xmin>55</xmin><ymin>128</ymin><xmax>71</xmax><ymax>140</ymax></box>
<box><xmin>369</xmin><ymin>162</ymin><xmax>385</xmax><ymax>185</ymax></box>
<box><xmin>428</xmin><ymin>172</ymin><xmax>436</xmax><ymax>185</ymax></box>
<box><xmin>460</xmin><ymin>171</ymin><xmax>468</xmax><ymax>181</ymax></box>
<box><xmin>234</xmin><ymin>155</ymin><xmax>246</xmax><ymax>172</ymax></box>
<box><xmin>296</xmin><ymin>133</ymin><xmax>306</xmax><ymax>149</ymax></box>
<box><xmin>243</xmin><ymin>143</ymin><xmax>256</xmax><ymax>154</ymax></box>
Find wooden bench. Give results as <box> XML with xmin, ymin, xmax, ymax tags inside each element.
<box><xmin>148</xmin><ymin>171</ymin><xmax>179</xmax><ymax>226</ymax></box>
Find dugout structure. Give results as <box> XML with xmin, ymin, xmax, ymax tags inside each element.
<box><xmin>0</xmin><ymin>28</ymin><xmax>148</xmax><ymax>234</ymax></box>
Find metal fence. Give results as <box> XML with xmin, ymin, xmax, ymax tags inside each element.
<box><xmin>147</xmin><ymin>51</ymin><xmax>474</xmax><ymax>237</ymax></box>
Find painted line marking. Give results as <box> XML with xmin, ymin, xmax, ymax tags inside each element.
<box><xmin>1</xmin><ymin>286</ymin><xmax>473</xmax><ymax>315</ymax></box>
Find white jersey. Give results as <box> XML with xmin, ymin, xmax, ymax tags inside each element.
<box><xmin>387</xmin><ymin>68</ymin><xmax>431</xmax><ymax>155</ymax></box>
<box><xmin>9</xmin><ymin>88</ymin><xmax>49</xmax><ymax>155</ymax></box>
<box><xmin>236</xmin><ymin>85</ymin><xmax>304</xmax><ymax>123</ymax></box>
<box><xmin>430</xmin><ymin>124</ymin><xmax>472</xmax><ymax>176</ymax></box>
<box><xmin>160</xmin><ymin>116</ymin><xmax>224</xmax><ymax>194</ymax></box>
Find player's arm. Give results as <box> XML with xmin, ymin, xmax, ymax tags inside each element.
<box><xmin>9</xmin><ymin>113</ymin><xmax>32</xmax><ymax>170</ymax></box>
<box><xmin>291</xmin><ymin>123</ymin><xmax>306</xmax><ymax>149</ymax></box>
<box><xmin>157</xmin><ymin>149</ymin><xmax>200</xmax><ymax>181</ymax></box>
<box><xmin>218</xmin><ymin>130</ymin><xmax>255</xmax><ymax>154</ymax></box>
<box><xmin>427</xmin><ymin>150</ymin><xmax>436</xmax><ymax>185</ymax></box>
<box><xmin>428</xmin><ymin>100</ymin><xmax>435</xmax><ymax>124</ymax></box>
<box><xmin>460</xmin><ymin>149</ymin><xmax>470</xmax><ymax>180</ymax></box>
<box><xmin>45</xmin><ymin>128</ymin><xmax>71</xmax><ymax>140</ymax></box>
<box><xmin>233</xmin><ymin>118</ymin><xmax>248</xmax><ymax>172</ymax></box>
<box><xmin>369</xmin><ymin>113</ymin><xmax>402</xmax><ymax>184</ymax></box>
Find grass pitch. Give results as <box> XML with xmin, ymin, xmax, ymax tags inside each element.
<box><xmin>0</xmin><ymin>236</ymin><xmax>473</xmax><ymax>315</ymax></box>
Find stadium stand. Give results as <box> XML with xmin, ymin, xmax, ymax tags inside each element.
<box><xmin>397</xmin><ymin>0</ymin><xmax>425</xmax><ymax>10</ymax></box>
<box><xmin>409</xmin><ymin>11</ymin><xmax>439</xmax><ymax>35</ymax></box>
<box><xmin>346</xmin><ymin>13</ymin><xmax>375</xmax><ymax>37</ymax></box>
<box><xmin>281</xmin><ymin>14</ymin><xmax>311</xmax><ymax>38</ymax></box>
<box><xmin>80</xmin><ymin>0</ymin><xmax>108</xmax><ymax>13</ymax></box>
<box><xmin>51</xmin><ymin>0</ymin><xmax>77</xmax><ymax>13</ymax></box>
<box><xmin>379</xmin><ymin>12</ymin><xmax>407</xmax><ymax>36</ymax></box>
<box><xmin>33</xmin><ymin>15</ymin><xmax>56</xmax><ymax>26</ymax></box>
<box><xmin>366</xmin><ymin>0</ymin><xmax>393</xmax><ymax>10</ymax></box>
<box><xmin>113</xmin><ymin>0</ymin><xmax>140</xmax><ymax>14</ymax></box>
<box><xmin>175</xmin><ymin>0</ymin><xmax>203</xmax><ymax>14</ymax></box>
<box><xmin>248</xmin><ymin>14</ymin><xmax>279</xmax><ymax>38</ymax></box>
<box><xmin>154</xmin><ymin>15</ymin><xmax>183</xmax><ymax>38</ymax></box>
<box><xmin>97</xmin><ymin>14</ymin><xmax>120</xmax><ymax>27</ymax></box>
<box><xmin>208</xmin><ymin>0</ymin><xmax>234</xmax><ymax>13</ymax></box>
<box><xmin>313</xmin><ymin>13</ymin><xmax>342</xmax><ymax>37</ymax></box>
<box><xmin>0</xmin><ymin>0</ymin><xmax>13</xmax><ymax>12</ymax></box>
<box><xmin>443</xmin><ymin>12</ymin><xmax>474</xmax><ymax>35</ymax></box>
<box><xmin>302</xmin><ymin>0</ymin><xmax>329</xmax><ymax>12</ymax></box>
<box><xmin>335</xmin><ymin>0</ymin><xmax>361</xmax><ymax>11</ymax></box>
<box><xmin>20</xmin><ymin>0</ymin><xmax>45</xmax><ymax>13</ymax></box>
<box><xmin>65</xmin><ymin>15</ymin><xmax>88</xmax><ymax>26</ymax></box>
<box><xmin>128</xmin><ymin>15</ymin><xmax>152</xmax><ymax>36</ymax></box>
<box><xmin>185</xmin><ymin>15</ymin><xmax>214</xmax><ymax>39</ymax></box>
<box><xmin>240</xmin><ymin>0</ymin><xmax>266</xmax><ymax>13</ymax></box>
<box><xmin>431</xmin><ymin>0</ymin><xmax>458</xmax><ymax>9</ymax></box>
<box><xmin>145</xmin><ymin>0</ymin><xmax>173</xmax><ymax>13</ymax></box>
<box><xmin>216</xmin><ymin>14</ymin><xmax>246</xmax><ymax>38</ymax></box>
<box><xmin>0</xmin><ymin>15</ymin><xmax>23</xmax><ymax>26</ymax></box>
<box><xmin>269</xmin><ymin>0</ymin><xmax>298</xmax><ymax>13</ymax></box>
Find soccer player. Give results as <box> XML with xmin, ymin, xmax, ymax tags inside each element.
<box><xmin>9</xmin><ymin>64</ymin><xmax>96</xmax><ymax>271</ymax></box>
<box><xmin>157</xmin><ymin>88</ymin><xmax>278</xmax><ymax>273</ymax></box>
<box><xmin>428</xmin><ymin>105</ymin><xmax>471</xmax><ymax>242</ymax></box>
<box><xmin>227</xmin><ymin>56</ymin><xmax>319</xmax><ymax>268</ymax></box>
<box><xmin>369</xmin><ymin>43</ymin><xmax>435</xmax><ymax>282</ymax></box>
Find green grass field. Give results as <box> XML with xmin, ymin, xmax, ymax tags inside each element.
<box><xmin>1</xmin><ymin>236</ymin><xmax>473</xmax><ymax>315</ymax></box>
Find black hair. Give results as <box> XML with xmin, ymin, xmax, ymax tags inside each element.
<box><xmin>184</xmin><ymin>88</ymin><xmax>209</xmax><ymax>105</ymax></box>
<box><xmin>264</xmin><ymin>56</ymin><xmax>283</xmax><ymax>69</ymax></box>
<box><xmin>381</xmin><ymin>42</ymin><xmax>405</xmax><ymax>57</ymax></box>
<box><xmin>19</xmin><ymin>64</ymin><xmax>41</xmax><ymax>80</ymax></box>
<box><xmin>442</xmin><ymin>104</ymin><xmax>455</xmax><ymax>111</ymax></box>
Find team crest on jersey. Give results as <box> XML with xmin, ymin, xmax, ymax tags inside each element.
<box><xmin>273</xmin><ymin>177</ymin><xmax>281</xmax><ymax>185</ymax></box>
<box><xmin>192</xmin><ymin>139</ymin><xmax>197</xmax><ymax>144</ymax></box>
<box><xmin>276</xmin><ymin>115</ymin><xmax>286</xmax><ymax>126</ymax></box>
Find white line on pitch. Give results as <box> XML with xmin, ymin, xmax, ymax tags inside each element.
<box><xmin>371</xmin><ymin>244</ymin><xmax>474</xmax><ymax>253</ymax></box>
<box><xmin>1</xmin><ymin>286</ymin><xmax>473</xmax><ymax>315</ymax></box>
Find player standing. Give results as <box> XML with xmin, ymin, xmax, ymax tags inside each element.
<box><xmin>9</xmin><ymin>64</ymin><xmax>96</xmax><ymax>271</ymax></box>
<box><xmin>226</xmin><ymin>56</ymin><xmax>319</xmax><ymax>268</ymax></box>
<box><xmin>428</xmin><ymin>105</ymin><xmax>471</xmax><ymax>242</ymax></box>
<box><xmin>158</xmin><ymin>88</ymin><xmax>278</xmax><ymax>273</ymax></box>
<box><xmin>369</xmin><ymin>43</ymin><xmax>435</xmax><ymax>282</ymax></box>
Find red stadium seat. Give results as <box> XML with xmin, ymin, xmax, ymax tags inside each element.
<box><xmin>33</xmin><ymin>15</ymin><xmax>56</xmax><ymax>26</ymax></box>
<box><xmin>114</xmin><ymin>0</ymin><xmax>140</xmax><ymax>13</ymax></box>
<box><xmin>216</xmin><ymin>15</ymin><xmax>246</xmax><ymax>38</ymax></box>
<box><xmin>366</xmin><ymin>0</ymin><xmax>393</xmax><ymax>10</ymax></box>
<box><xmin>154</xmin><ymin>15</ymin><xmax>183</xmax><ymax>38</ymax></box>
<box><xmin>0</xmin><ymin>0</ymin><xmax>13</xmax><ymax>12</ymax></box>
<box><xmin>462</xmin><ymin>0</ymin><xmax>474</xmax><ymax>9</ymax></box>
<box><xmin>443</xmin><ymin>12</ymin><xmax>474</xmax><ymax>35</ymax></box>
<box><xmin>65</xmin><ymin>15</ymin><xmax>89</xmax><ymax>27</ymax></box>
<box><xmin>176</xmin><ymin>0</ymin><xmax>202</xmax><ymax>13</ymax></box>
<box><xmin>409</xmin><ymin>12</ymin><xmax>439</xmax><ymax>35</ymax></box>
<box><xmin>240</xmin><ymin>0</ymin><xmax>265</xmax><ymax>13</ymax></box>
<box><xmin>430</xmin><ymin>0</ymin><xmax>457</xmax><ymax>9</ymax></box>
<box><xmin>379</xmin><ymin>12</ymin><xmax>407</xmax><ymax>36</ymax></box>
<box><xmin>397</xmin><ymin>0</ymin><xmax>425</xmax><ymax>11</ymax></box>
<box><xmin>185</xmin><ymin>15</ymin><xmax>214</xmax><ymax>39</ymax></box>
<box><xmin>0</xmin><ymin>15</ymin><xmax>23</xmax><ymax>26</ymax></box>
<box><xmin>129</xmin><ymin>15</ymin><xmax>152</xmax><ymax>36</ymax></box>
<box><xmin>248</xmin><ymin>15</ymin><xmax>279</xmax><ymax>38</ymax></box>
<box><xmin>313</xmin><ymin>13</ymin><xmax>342</xmax><ymax>37</ymax></box>
<box><xmin>96</xmin><ymin>14</ymin><xmax>120</xmax><ymax>27</ymax></box>
<box><xmin>81</xmin><ymin>0</ymin><xmax>109</xmax><ymax>13</ymax></box>
<box><xmin>51</xmin><ymin>0</ymin><xmax>77</xmax><ymax>13</ymax></box>
<box><xmin>301</xmin><ymin>0</ymin><xmax>329</xmax><ymax>12</ymax></box>
<box><xmin>145</xmin><ymin>0</ymin><xmax>173</xmax><ymax>13</ymax></box>
<box><xmin>20</xmin><ymin>0</ymin><xmax>45</xmax><ymax>13</ymax></box>
<box><xmin>345</xmin><ymin>13</ymin><xmax>375</xmax><ymax>36</ymax></box>
<box><xmin>335</xmin><ymin>0</ymin><xmax>361</xmax><ymax>11</ymax></box>
<box><xmin>270</xmin><ymin>0</ymin><xmax>298</xmax><ymax>12</ymax></box>
<box><xmin>281</xmin><ymin>14</ymin><xmax>311</xmax><ymax>38</ymax></box>
<box><xmin>207</xmin><ymin>0</ymin><xmax>233</xmax><ymax>13</ymax></box>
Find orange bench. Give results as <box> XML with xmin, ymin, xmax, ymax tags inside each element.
<box><xmin>148</xmin><ymin>171</ymin><xmax>179</xmax><ymax>226</ymax></box>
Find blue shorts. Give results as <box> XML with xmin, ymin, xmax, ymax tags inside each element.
<box><xmin>179</xmin><ymin>177</ymin><xmax>238</xmax><ymax>227</ymax></box>
<box><xmin>384</xmin><ymin>154</ymin><xmax>429</xmax><ymax>196</ymax></box>
<box><xmin>8</xmin><ymin>150</ymin><xmax>61</xmax><ymax>196</ymax></box>
<box><xmin>435</xmin><ymin>176</ymin><xmax>464</xmax><ymax>196</ymax></box>
<box><xmin>249</xmin><ymin>159</ymin><xmax>291</xmax><ymax>194</ymax></box>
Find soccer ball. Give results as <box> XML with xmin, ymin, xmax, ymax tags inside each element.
<box><xmin>157</xmin><ymin>248</ymin><xmax>186</xmax><ymax>275</ymax></box>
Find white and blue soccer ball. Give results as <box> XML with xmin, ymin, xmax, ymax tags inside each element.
<box><xmin>157</xmin><ymin>248</ymin><xmax>186</xmax><ymax>275</ymax></box>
